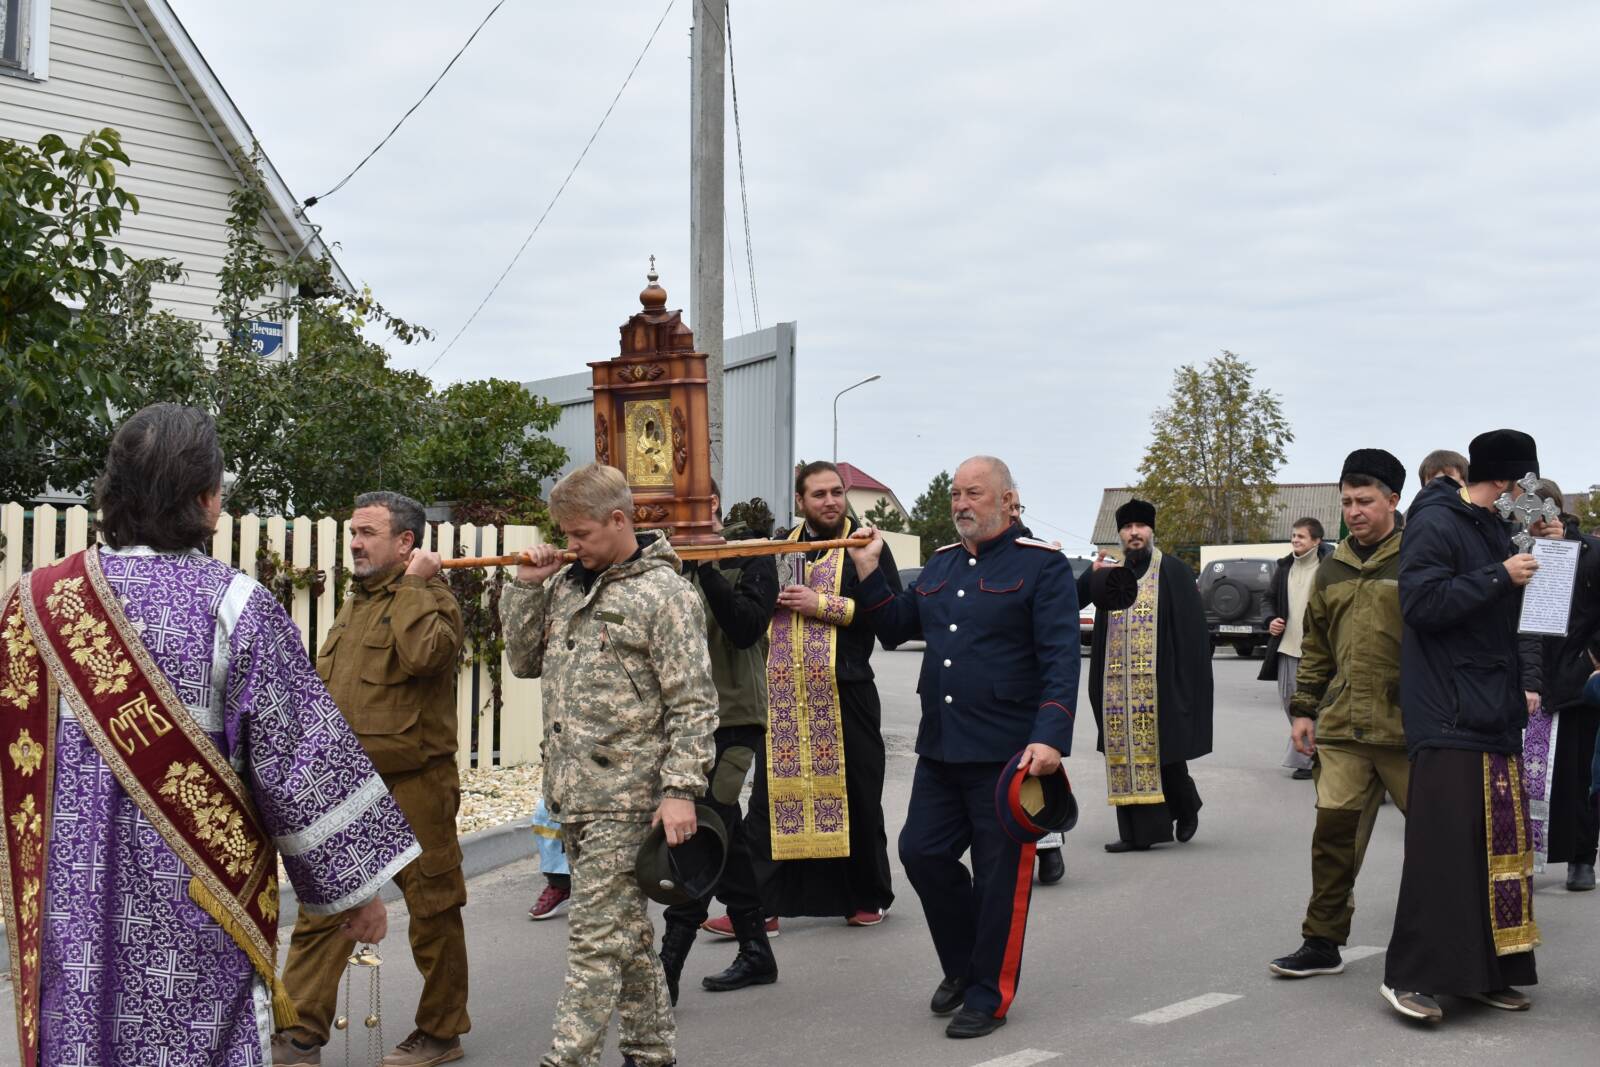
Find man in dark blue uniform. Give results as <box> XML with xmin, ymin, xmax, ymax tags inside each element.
<box><xmin>851</xmin><ymin>455</ymin><xmax>1094</xmax><ymax>1040</ymax></box>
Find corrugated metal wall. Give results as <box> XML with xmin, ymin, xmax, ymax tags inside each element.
<box><xmin>525</xmin><ymin>322</ymin><xmax>798</xmax><ymax>528</ymax></box>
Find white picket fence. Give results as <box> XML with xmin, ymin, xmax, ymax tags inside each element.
<box><xmin>0</xmin><ymin>503</ymin><xmax>544</xmax><ymax>772</ymax></box>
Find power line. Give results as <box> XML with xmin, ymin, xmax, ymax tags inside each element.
<box><xmin>304</xmin><ymin>0</ymin><xmax>509</xmax><ymax>208</ymax></box>
<box><xmin>725</xmin><ymin>1</ymin><xmax>760</xmax><ymax>329</ymax></box>
<box><xmin>1024</xmin><ymin>513</ymin><xmax>1097</xmax><ymax>549</ymax></box>
<box><xmin>424</xmin><ymin>0</ymin><xmax>679</xmax><ymax>375</ymax></box>
<box><xmin>724</xmin><ymin>205</ymin><xmax>746</xmax><ymax>334</ymax></box>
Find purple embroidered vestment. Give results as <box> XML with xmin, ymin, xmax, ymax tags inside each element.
<box><xmin>29</xmin><ymin>548</ymin><xmax>419</xmax><ymax>1066</ymax></box>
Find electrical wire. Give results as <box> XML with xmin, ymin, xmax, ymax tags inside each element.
<box><xmin>424</xmin><ymin>0</ymin><xmax>679</xmax><ymax>375</ymax></box>
<box><xmin>725</xmin><ymin>205</ymin><xmax>746</xmax><ymax>334</ymax></box>
<box><xmin>725</xmin><ymin>1</ymin><xmax>760</xmax><ymax>328</ymax></box>
<box><xmin>304</xmin><ymin>0</ymin><xmax>509</xmax><ymax>208</ymax></box>
<box><xmin>1022</xmin><ymin>512</ymin><xmax>1098</xmax><ymax>551</ymax></box>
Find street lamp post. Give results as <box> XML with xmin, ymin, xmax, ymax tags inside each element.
<box><xmin>832</xmin><ymin>374</ymin><xmax>882</xmax><ymax>463</ymax></box>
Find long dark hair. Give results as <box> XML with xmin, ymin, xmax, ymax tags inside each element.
<box><xmin>95</xmin><ymin>404</ymin><xmax>224</xmax><ymax>551</ymax></box>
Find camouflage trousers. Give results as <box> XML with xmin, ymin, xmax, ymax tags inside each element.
<box><xmin>541</xmin><ymin>818</ymin><xmax>675</xmax><ymax>1067</ymax></box>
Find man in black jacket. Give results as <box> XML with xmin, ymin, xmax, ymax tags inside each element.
<box><xmin>658</xmin><ymin>486</ymin><xmax>781</xmax><ymax>1004</ymax></box>
<box><xmin>1381</xmin><ymin>429</ymin><xmax>1544</xmax><ymax>1023</ymax></box>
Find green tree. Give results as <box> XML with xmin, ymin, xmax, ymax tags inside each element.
<box><xmin>1</xmin><ymin>127</ymin><xmax>568</xmax><ymax>531</ymax></box>
<box><xmin>41</xmin><ymin>259</ymin><xmax>212</xmax><ymax>495</ymax></box>
<box><xmin>1134</xmin><ymin>350</ymin><xmax>1293</xmax><ymax>551</ymax></box>
<box><xmin>1572</xmin><ymin>487</ymin><xmax>1600</xmax><ymax>536</ymax></box>
<box><xmin>417</xmin><ymin>379</ymin><xmax>567</xmax><ymax>527</ymax></box>
<box><xmin>908</xmin><ymin>471</ymin><xmax>958</xmax><ymax>559</ymax></box>
<box><xmin>208</xmin><ymin>151</ymin><xmax>438</xmax><ymax>515</ymax></box>
<box><xmin>0</xmin><ymin>129</ymin><xmax>145</xmax><ymax>498</ymax></box>
<box><xmin>863</xmin><ymin>496</ymin><xmax>906</xmax><ymax>532</ymax></box>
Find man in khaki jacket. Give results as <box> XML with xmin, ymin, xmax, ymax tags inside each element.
<box><xmin>1270</xmin><ymin>450</ymin><xmax>1409</xmax><ymax>981</ymax></box>
<box><xmin>276</xmin><ymin>492</ymin><xmax>468</xmax><ymax>1067</ymax></box>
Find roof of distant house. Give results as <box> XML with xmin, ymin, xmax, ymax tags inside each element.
<box><xmin>836</xmin><ymin>463</ymin><xmax>893</xmax><ymax>494</ymax></box>
<box><xmin>1090</xmin><ymin>483</ymin><xmax>1343</xmax><ymax>546</ymax></box>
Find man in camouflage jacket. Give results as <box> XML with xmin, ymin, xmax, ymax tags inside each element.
<box><xmin>501</xmin><ymin>463</ymin><xmax>716</xmax><ymax>1067</ymax></box>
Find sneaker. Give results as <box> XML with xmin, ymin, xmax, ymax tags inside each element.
<box><xmin>1269</xmin><ymin>938</ymin><xmax>1344</xmax><ymax>978</ymax></box>
<box><xmin>846</xmin><ymin>908</ymin><xmax>886</xmax><ymax>927</ymax></box>
<box><xmin>1380</xmin><ymin>984</ymin><xmax>1442</xmax><ymax>1022</ymax></box>
<box><xmin>1467</xmin><ymin>987</ymin><xmax>1531</xmax><ymax>1011</ymax></box>
<box><xmin>382</xmin><ymin>1029</ymin><xmax>463</xmax><ymax>1066</ymax></box>
<box><xmin>528</xmin><ymin>884</ymin><xmax>571</xmax><ymax>920</ymax></box>
<box><xmin>702</xmin><ymin>914</ymin><xmax>779</xmax><ymax>939</ymax></box>
<box><xmin>1291</xmin><ymin>767</ymin><xmax>1314</xmax><ymax>780</ymax></box>
<box><xmin>270</xmin><ymin>1033</ymin><xmax>322</xmax><ymax>1066</ymax></box>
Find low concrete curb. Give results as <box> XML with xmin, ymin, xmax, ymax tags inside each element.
<box><xmin>0</xmin><ymin>818</ymin><xmax>534</xmax><ymax>966</ymax></box>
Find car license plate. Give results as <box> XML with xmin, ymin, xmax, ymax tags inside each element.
<box><xmin>1218</xmin><ymin>625</ymin><xmax>1253</xmax><ymax>634</ymax></box>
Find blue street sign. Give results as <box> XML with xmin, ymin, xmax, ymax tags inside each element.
<box><xmin>250</xmin><ymin>320</ymin><xmax>285</xmax><ymax>357</ymax></box>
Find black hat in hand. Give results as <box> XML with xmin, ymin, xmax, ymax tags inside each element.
<box><xmin>635</xmin><ymin>805</ymin><xmax>728</xmax><ymax>906</ymax></box>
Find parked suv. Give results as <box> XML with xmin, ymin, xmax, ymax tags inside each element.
<box><xmin>1199</xmin><ymin>557</ymin><xmax>1276</xmax><ymax>657</ymax></box>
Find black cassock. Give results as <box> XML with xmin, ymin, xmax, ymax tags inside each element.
<box><xmin>1078</xmin><ymin>552</ymin><xmax>1215</xmax><ymax>847</ymax></box>
<box><xmin>744</xmin><ymin>526</ymin><xmax>901</xmax><ymax>917</ymax></box>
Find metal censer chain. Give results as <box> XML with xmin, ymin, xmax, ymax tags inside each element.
<box><xmin>334</xmin><ymin>944</ymin><xmax>383</xmax><ymax>1066</ymax></box>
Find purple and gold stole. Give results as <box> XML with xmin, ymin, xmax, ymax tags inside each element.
<box><xmin>764</xmin><ymin>521</ymin><xmax>855</xmax><ymax>859</ymax></box>
<box><xmin>1103</xmin><ymin>548</ymin><xmax>1165</xmax><ymax>806</ymax></box>
<box><xmin>0</xmin><ymin>550</ymin><xmax>295</xmax><ymax>1065</ymax></box>
<box><xmin>1484</xmin><ymin>752</ymin><xmax>1541</xmax><ymax>955</ymax></box>
<box><xmin>1522</xmin><ymin>708</ymin><xmax>1558</xmax><ymax>872</ymax></box>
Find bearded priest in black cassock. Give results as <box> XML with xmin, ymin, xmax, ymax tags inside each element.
<box><xmin>1080</xmin><ymin>500</ymin><xmax>1215</xmax><ymax>852</ymax></box>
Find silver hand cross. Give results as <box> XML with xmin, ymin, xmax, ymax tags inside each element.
<box><xmin>1494</xmin><ymin>472</ymin><xmax>1561</xmax><ymax>552</ymax></box>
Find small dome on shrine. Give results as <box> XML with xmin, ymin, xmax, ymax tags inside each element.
<box><xmin>640</xmin><ymin>257</ymin><xmax>668</xmax><ymax>311</ymax></box>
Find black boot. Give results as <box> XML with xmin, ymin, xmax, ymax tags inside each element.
<box><xmin>658</xmin><ymin>921</ymin><xmax>698</xmax><ymax>1006</ymax></box>
<box><xmin>702</xmin><ymin>909</ymin><xmax>777</xmax><ymax>992</ymax></box>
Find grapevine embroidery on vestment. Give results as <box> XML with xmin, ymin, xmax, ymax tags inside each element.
<box><xmin>1</xmin><ymin>606</ymin><xmax>39</xmax><ymax>709</ymax></box>
<box><xmin>157</xmin><ymin>761</ymin><xmax>259</xmax><ymax>878</ymax></box>
<box><xmin>45</xmin><ymin>576</ymin><xmax>134</xmax><ymax>696</ymax></box>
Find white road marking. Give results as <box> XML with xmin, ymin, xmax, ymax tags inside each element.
<box><xmin>1130</xmin><ymin>992</ymin><xmax>1243</xmax><ymax>1024</ymax></box>
<box><xmin>969</xmin><ymin>1051</ymin><xmax>1061</xmax><ymax>1067</ymax></box>
<box><xmin>1343</xmin><ymin>945</ymin><xmax>1386</xmax><ymax>962</ymax></box>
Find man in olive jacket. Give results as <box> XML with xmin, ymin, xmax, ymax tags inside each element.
<box><xmin>658</xmin><ymin>486</ymin><xmax>781</xmax><ymax>1004</ymax></box>
<box><xmin>502</xmin><ymin>463</ymin><xmax>716</xmax><ymax>1067</ymax></box>
<box><xmin>278</xmin><ymin>491</ymin><xmax>469</xmax><ymax>1067</ymax></box>
<box><xmin>1269</xmin><ymin>450</ymin><xmax>1408</xmax><ymax>981</ymax></box>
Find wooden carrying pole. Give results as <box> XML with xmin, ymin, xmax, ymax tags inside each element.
<box><xmin>440</xmin><ymin>535</ymin><xmax>872</xmax><ymax>570</ymax></box>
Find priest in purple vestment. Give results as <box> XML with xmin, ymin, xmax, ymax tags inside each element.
<box><xmin>12</xmin><ymin>404</ymin><xmax>420</xmax><ymax>1066</ymax></box>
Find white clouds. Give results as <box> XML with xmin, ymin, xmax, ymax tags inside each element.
<box><xmin>172</xmin><ymin>0</ymin><xmax>1600</xmax><ymax>543</ymax></box>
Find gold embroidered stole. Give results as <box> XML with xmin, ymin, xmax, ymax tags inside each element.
<box><xmin>1484</xmin><ymin>752</ymin><xmax>1540</xmax><ymax>955</ymax></box>
<box><xmin>1103</xmin><ymin>549</ymin><xmax>1165</xmax><ymax>806</ymax></box>
<box><xmin>0</xmin><ymin>550</ymin><xmax>297</xmax><ymax>1058</ymax></box>
<box><xmin>0</xmin><ymin>580</ymin><xmax>55</xmax><ymax>1063</ymax></box>
<box><xmin>764</xmin><ymin>521</ymin><xmax>855</xmax><ymax>859</ymax></box>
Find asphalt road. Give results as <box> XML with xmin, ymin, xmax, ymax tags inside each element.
<box><xmin>7</xmin><ymin>649</ymin><xmax>1600</xmax><ymax>1066</ymax></box>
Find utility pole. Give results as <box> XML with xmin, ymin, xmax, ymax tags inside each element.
<box><xmin>690</xmin><ymin>0</ymin><xmax>726</xmax><ymax>489</ymax></box>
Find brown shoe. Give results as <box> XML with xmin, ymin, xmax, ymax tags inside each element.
<box><xmin>382</xmin><ymin>1029</ymin><xmax>464</xmax><ymax>1066</ymax></box>
<box><xmin>270</xmin><ymin>1033</ymin><xmax>322</xmax><ymax>1066</ymax></box>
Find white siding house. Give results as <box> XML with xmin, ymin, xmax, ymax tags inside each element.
<box><xmin>0</xmin><ymin>0</ymin><xmax>345</xmax><ymax>348</ymax></box>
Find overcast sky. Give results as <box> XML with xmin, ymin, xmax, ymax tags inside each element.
<box><xmin>176</xmin><ymin>1</ymin><xmax>1600</xmax><ymax>551</ymax></box>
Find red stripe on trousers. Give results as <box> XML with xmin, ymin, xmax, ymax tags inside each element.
<box><xmin>995</xmin><ymin>840</ymin><xmax>1036</xmax><ymax>1018</ymax></box>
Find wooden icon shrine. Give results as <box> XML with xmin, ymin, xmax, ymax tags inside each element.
<box><xmin>590</xmin><ymin>262</ymin><xmax>723</xmax><ymax>546</ymax></box>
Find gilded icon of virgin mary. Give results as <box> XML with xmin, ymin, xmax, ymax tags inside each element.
<box><xmin>623</xmin><ymin>398</ymin><xmax>673</xmax><ymax>487</ymax></box>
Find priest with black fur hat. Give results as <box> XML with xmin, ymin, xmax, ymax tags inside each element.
<box><xmin>1381</xmin><ymin>428</ymin><xmax>1546</xmax><ymax>1023</ymax></box>
<box><xmin>1081</xmin><ymin>498</ymin><xmax>1215</xmax><ymax>853</ymax></box>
